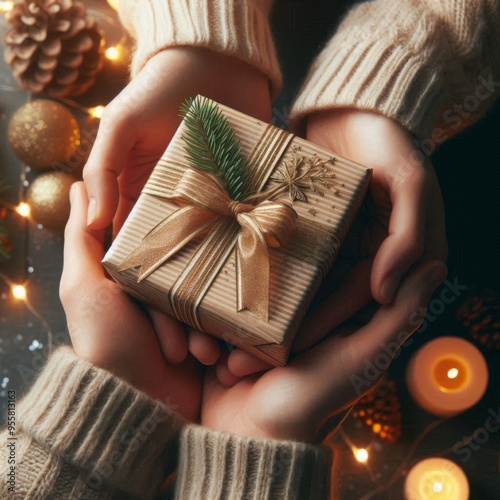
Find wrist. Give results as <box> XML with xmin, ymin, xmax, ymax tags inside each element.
<box><xmin>305</xmin><ymin>107</ymin><xmax>423</xmax><ymax>171</ymax></box>
<box><xmin>143</xmin><ymin>47</ymin><xmax>272</xmax><ymax>121</ymax></box>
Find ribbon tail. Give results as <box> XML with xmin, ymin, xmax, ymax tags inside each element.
<box><xmin>236</xmin><ymin>216</ymin><xmax>270</xmax><ymax>322</ymax></box>
<box><xmin>119</xmin><ymin>206</ymin><xmax>218</xmax><ymax>282</ymax></box>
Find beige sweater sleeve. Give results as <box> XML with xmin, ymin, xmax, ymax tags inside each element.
<box><xmin>117</xmin><ymin>0</ymin><xmax>282</xmax><ymax>95</ymax></box>
<box><xmin>290</xmin><ymin>0</ymin><xmax>500</xmax><ymax>140</ymax></box>
<box><xmin>0</xmin><ymin>347</ymin><xmax>186</xmax><ymax>499</ymax></box>
<box><xmin>0</xmin><ymin>347</ymin><xmax>331</xmax><ymax>499</ymax></box>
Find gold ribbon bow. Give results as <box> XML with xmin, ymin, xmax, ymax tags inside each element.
<box><xmin>119</xmin><ymin>168</ymin><xmax>297</xmax><ymax>321</ymax></box>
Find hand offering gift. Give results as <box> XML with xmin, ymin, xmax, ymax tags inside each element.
<box><xmin>103</xmin><ymin>96</ymin><xmax>371</xmax><ymax>365</ymax></box>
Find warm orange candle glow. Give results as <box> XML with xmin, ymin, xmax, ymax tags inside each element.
<box><xmin>405</xmin><ymin>458</ymin><xmax>469</xmax><ymax>500</ymax></box>
<box><xmin>432</xmin><ymin>357</ymin><xmax>469</xmax><ymax>391</ymax></box>
<box><xmin>406</xmin><ymin>337</ymin><xmax>488</xmax><ymax>417</ymax></box>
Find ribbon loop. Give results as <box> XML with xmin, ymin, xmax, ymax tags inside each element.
<box><xmin>121</xmin><ymin>168</ymin><xmax>298</xmax><ymax>321</ymax></box>
<box><xmin>235</xmin><ymin>201</ymin><xmax>297</xmax><ymax>320</ymax></box>
<box><xmin>171</xmin><ymin>168</ymin><xmax>233</xmax><ymax>216</ymax></box>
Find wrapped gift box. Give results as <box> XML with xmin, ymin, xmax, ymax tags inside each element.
<box><xmin>102</xmin><ymin>96</ymin><xmax>371</xmax><ymax>366</ymax></box>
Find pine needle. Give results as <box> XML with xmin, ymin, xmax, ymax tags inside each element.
<box><xmin>180</xmin><ymin>96</ymin><xmax>249</xmax><ymax>201</ymax></box>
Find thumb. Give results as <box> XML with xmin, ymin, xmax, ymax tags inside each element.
<box><xmin>83</xmin><ymin>110</ymin><xmax>134</xmax><ymax>230</ymax></box>
<box><xmin>61</xmin><ymin>182</ymin><xmax>106</xmax><ymax>294</ymax></box>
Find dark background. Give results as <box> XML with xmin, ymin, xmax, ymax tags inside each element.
<box><xmin>0</xmin><ymin>1</ymin><xmax>499</xmax><ymax>498</ymax></box>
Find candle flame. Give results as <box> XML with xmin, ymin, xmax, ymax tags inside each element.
<box><xmin>432</xmin><ymin>481</ymin><xmax>443</xmax><ymax>493</ymax></box>
<box><xmin>447</xmin><ymin>368</ymin><xmax>459</xmax><ymax>379</ymax></box>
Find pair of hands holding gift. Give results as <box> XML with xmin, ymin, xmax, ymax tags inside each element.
<box><xmin>62</xmin><ymin>181</ymin><xmax>446</xmax><ymax>442</ymax></box>
<box><xmin>64</xmin><ymin>48</ymin><xmax>448</xmax><ymax>441</ymax></box>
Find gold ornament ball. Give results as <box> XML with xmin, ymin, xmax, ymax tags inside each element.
<box><xmin>8</xmin><ymin>100</ymin><xmax>80</xmax><ymax>170</ymax></box>
<box><xmin>26</xmin><ymin>172</ymin><xmax>77</xmax><ymax>230</ymax></box>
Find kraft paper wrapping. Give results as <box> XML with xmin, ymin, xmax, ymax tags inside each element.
<box><xmin>102</xmin><ymin>99</ymin><xmax>371</xmax><ymax>366</ymax></box>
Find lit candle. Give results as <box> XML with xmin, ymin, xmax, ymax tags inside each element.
<box><xmin>404</xmin><ymin>458</ymin><xmax>469</xmax><ymax>500</ymax></box>
<box><xmin>406</xmin><ymin>336</ymin><xmax>488</xmax><ymax>417</ymax></box>
<box><xmin>106</xmin><ymin>0</ymin><xmax>119</xmax><ymax>10</ymax></box>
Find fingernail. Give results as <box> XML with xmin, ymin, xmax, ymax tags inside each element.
<box><xmin>429</xmin><ymin>262</ymin><xmax>448</xmax><ymax>286</ymax></box>
<box><xmin>381</xmin><ymin>272</ymin><xmax>401</xmax><ymax>302</ymax></box>
<box><xmin>69</xmin><ymin>183</ymin><xmax>76</xmax><ymax>204</ymax></box>
<box><xmin>87</xmin><ymin>197</ymin><xmax>97</xmax><ymax>226</ymax></box>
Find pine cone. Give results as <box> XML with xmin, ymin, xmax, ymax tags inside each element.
<box><xmin>4</xmin><ymin>0</ymin><xmax>105</xmax><ymax>97</ymax></box>
<box><xmin>457</xmin><ymin>289</ymin><xmax>500</xmax><ymax>350</ymax></box>
<box><xmin>353</xmin><ymin>378</ymin><xmax>402</xmax><ymax>442</ymax></box>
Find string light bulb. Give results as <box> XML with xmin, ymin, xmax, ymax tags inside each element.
<box><xmin>0</xmin><ymin>1</ymin><xmax>14</xmax><ymax>13</ymax></box>
<box><xmin>106</xmin><ymin>0</ymin><xmax>119</xmax><ymax>10</ymax></box>
<box><xmin>89</xmin><ymin>105</ymin><xmax>105</xmax><ymax>119</ymax></box>
<box><xmin>16</xmin><ymin>202</ymin><xmax>31</xmax><ymax>217</ymax></box>
<box><xmin>12</xmin><ymin>284</ymin><xmax>27</xmax><ymax>301</ymax></box>
<box><xmin>354</xmin><ymin>448</ymin><xmax>369</xmax><ymax>463</ymax></box>
<box><xmin>105</xmin><ymin>46</ymin><xmax>121</xmax><ymax>61</ymax></box>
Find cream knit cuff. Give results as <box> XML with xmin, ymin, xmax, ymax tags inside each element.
<box><xmin>175</xmin><ymin>425</ymin><xmax>331</xmax><ymax>499</ymax></box>
<box><xmin>118</xmin><ymin>0</ymin><xmax>282</xmax><ymax>96</ymax></box>
<box><xmin>17</xmin><ymin>347</ymin><xmax>185</xmax><ymax>498</ymax></box>
<box><xmin>290</xmin><ymin>0</ymin><xmax>500</xmax><ymax>140</ymax></box>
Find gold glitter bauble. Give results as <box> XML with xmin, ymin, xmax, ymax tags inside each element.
<box><xmin>26</xmin><ymin>172</ymin><xmax>76</xmax><ymax>230</ymax></box>
<box><xmin>8</xmin><ymin>100</ymin><xmax>80</xmax><ymax>169</ymax></box>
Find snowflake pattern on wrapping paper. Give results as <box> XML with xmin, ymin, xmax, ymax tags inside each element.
<box><xmin>270</xmin><ymin>151</ymin><xmax>338</xmax><ymax>203</ymax></box>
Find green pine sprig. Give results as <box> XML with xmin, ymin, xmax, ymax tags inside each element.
<box><xmin>180</xmin><ymin>96</ymin><xmax>249</xmax><ymax>201</ymax></box>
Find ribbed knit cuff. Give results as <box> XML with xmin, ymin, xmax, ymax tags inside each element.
<box><xmin>17</xmin><ymin>347</ymin><xmax>185</xmax><ymax>499</ymax></box>
<box><xmin>175</xmin><ymin>425</ymin><xmax>331</xmax><ymax>499</ymax></box>
<box><xmin>118</xmin><ymin>0</ymin><xmax>282</xmax><ymax>96</ymax></box>
<box><xmin>290</xmin><ymin>0</ymin><xmax>499</xmax><ymax>140</ymax></box>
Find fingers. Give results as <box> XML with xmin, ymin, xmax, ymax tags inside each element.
<box><xmin>224</xmin><ymin>259</ymin><xmax>373</xmax><ymax>378</ymax></box>
<box><xmin>371</xmin><ymin>167</ymin><xmax>427</xmax><ymax>304</ymax></box>
<box><xmin>344</xmin><ymin>260</ymin><xmax>447</xmax><ymax>360</ymax></box>
<box><xmin>225</xmin><ymin>259</ymin><xmax>373</xmax><ymax>378</ymax></box>
<box><xmin>286</xmin><ymin>260</ymin><xmax>447</xmax><ymax>417</ymax></box>
<box><xmin>60</xmin><ymin>182</ymin><xmax>106</xmax><ymax>304</ymax></box>
<box><xmin>294</xmin><ymin>258</ymin><xmax>373</xmax><ymax>352</ymax></box>
<box><xmin>215</xmin><ymin>351</ymin><xmax>243</xmax><ymax>387</ymax></box>
<box><xmin>83</xmin><ymin>109</ymin><xmax>134</xmax><ymax>230</ymax></box>
<box><xmin>188</xmin><ymin>329</ymin><xmax>221</xmax><ymax>365</ymax></box>
<box><xmin>149</xmin><ymin>309</ymin><xmax>188</xmax><ymax>364</ymax></box>
<box><xmin>227</xmin><ymin>350</ymin><xmax>272</xmax><ymax>378</ymax></box>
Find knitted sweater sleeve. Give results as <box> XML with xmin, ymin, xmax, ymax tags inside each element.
<box><xmin>0</xmin><ymin>347</ymin><xmax>186</xmax><ymax>499</ymax></box>
<box><xmin>290</xmin><ymin>0</ymin><xmax>500</xmax><ymax>140</ymax></box>
<box><xmin>117</xmin><ymin>0</ymin><xmax>282</xmax><ymax>96</ymax></box>
<box><xmin>0</xmin><ymin>347</ymin><xmax>331</xmax><ymax>499</ymax></box>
